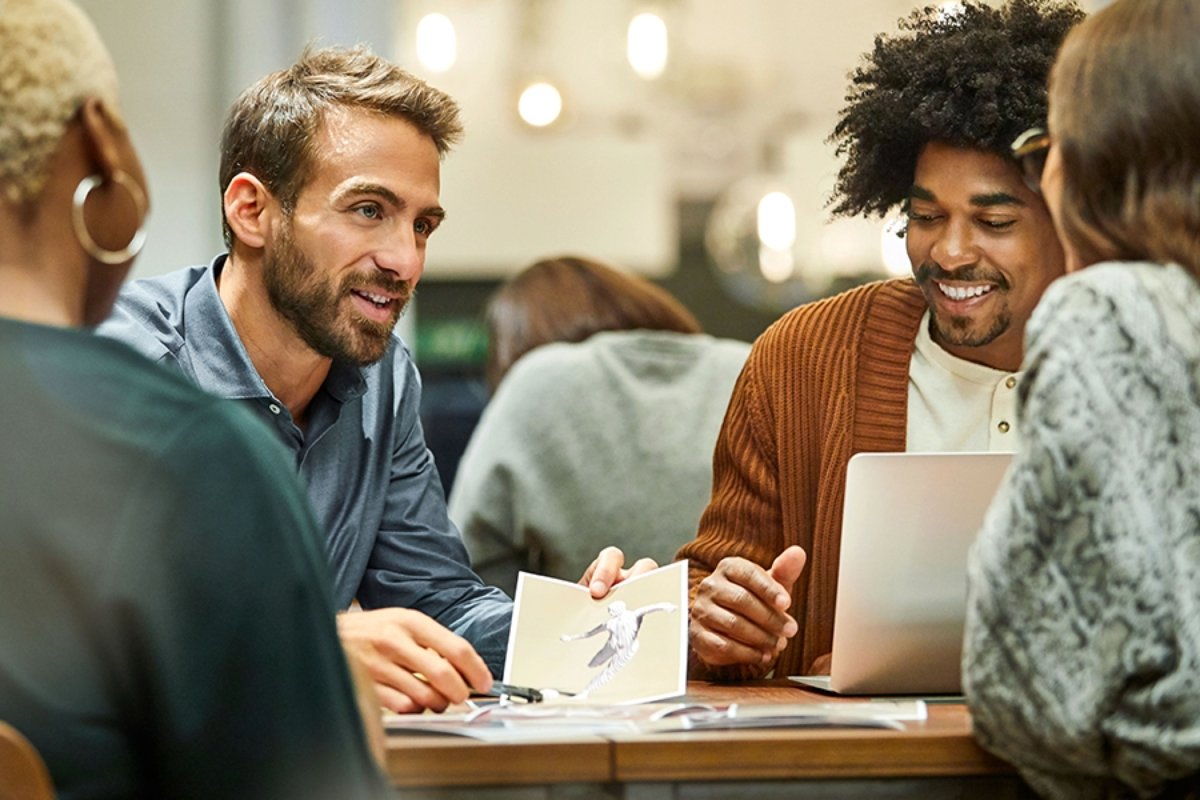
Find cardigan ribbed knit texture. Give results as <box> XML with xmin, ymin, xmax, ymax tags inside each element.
<box><xmin>678</xmin><ymin>278</ymin><xmax>927</xmax><ymax>679</ymax></box>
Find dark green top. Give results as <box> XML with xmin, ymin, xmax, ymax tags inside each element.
<box><xmin>0</xmin><ymin>318</ymin><xmax>390</xmax><ymax>799</ymax></box>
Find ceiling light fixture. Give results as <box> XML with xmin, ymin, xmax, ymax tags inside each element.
<box><xmin>627</xmin><ymin>12</ymin><xmax>668</xmax><ymax>80</ymax></box>
<box><xmin>416</xmin><ymin>13</ymin><xmax>457</xmax><ymax>72</ymax></box>
<box><xmin>518</xmin><ymin>81</ymin><xmax>563</xmax><ymax>128</ymax></box>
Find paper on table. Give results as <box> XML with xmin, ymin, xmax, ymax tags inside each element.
<box><xmin>384</xmin><ymin>702</ymin><xmax>696</xmax><ymax>742</ymax></box>
<box><xmin>503</xmin><ymin>560</ymin><xmax>688</xmax><ymax>705</ymax></box>
<box><xmin>383</xmin><ymin>699</ymin><xmax>927</xmax><ymax>741</ymax></box>
<box><xmin>645</xmin><ymin>700</ymin><xmax>926</xmax><ymax>732</ymax></box>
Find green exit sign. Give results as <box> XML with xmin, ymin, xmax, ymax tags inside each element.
<box><xmin>416</xmin><ymin>318</ymin><xmax>488</xmax><ymax>366</ymax></box>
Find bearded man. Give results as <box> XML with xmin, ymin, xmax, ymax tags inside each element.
<box><xmin>100</xmin><ymin>45</ymin><xmax>650</xmax><ymax>714</ymax></box>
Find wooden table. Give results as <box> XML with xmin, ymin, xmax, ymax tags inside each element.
<box><xmin>385</xmin><ymin>680</ymin><xmax>1029</xmax><ymax>799</ymax></box>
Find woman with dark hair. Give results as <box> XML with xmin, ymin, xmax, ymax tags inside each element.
<box><xmin>963</xmin><ymin>1</ymin><xmax>1200</xmax><ymax>797</ymax></box>
<box><xmin>450</xmin><ymin>256</ymin><xmax>749</xmax><ymax>596</ymax></box>
<box><xmin>482</xmin><ymin>255</ymin><xmax>704</xmax><ymax>392</ymax></box>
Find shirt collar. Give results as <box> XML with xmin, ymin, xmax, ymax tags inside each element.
<box><xmin>914</xmin><ymin>310</ymin><xmax>1021</xmax><ymax>386</ymax></box>
<box><xmin>183</xmin><ymin>254</ymin><xmax>368</xmax><ymax>404</ymax></box>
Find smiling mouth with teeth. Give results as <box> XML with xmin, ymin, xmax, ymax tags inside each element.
<box><xmin>936</xmin><ymin>282</ymin><xmax>995</xmax><ymax>301</ymax></box>
<box><xmin>352</xmin><ymin>289</ymin><xmax>396</xmax><ymax>308</ymax></box>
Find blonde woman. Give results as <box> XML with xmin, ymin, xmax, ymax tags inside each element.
<box><xmin>0</xmin><ymin>1</ymin><xmax>387</xmax><ymax>796</ymax></box>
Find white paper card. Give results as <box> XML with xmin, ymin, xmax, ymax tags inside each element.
<box><xmin>503</xmin><ymin>560</ymin><xmax>688</xmax><ymax>704</ymax></box>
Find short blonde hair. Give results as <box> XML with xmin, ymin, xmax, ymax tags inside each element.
<box><xmin>0</xmin><ymin>0</ymin><xmax>119</xmax><ymax>206</ymax></box>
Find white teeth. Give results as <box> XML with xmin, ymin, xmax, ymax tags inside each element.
<box><xmin>937</xmin><ymin>282</ymin><xmax>993</xmax><ymax>301</ymax></box>
<box><xmin>357</xmin><ymin>290</ymin><xmax>391</xmax><ymax>306</ymax></box>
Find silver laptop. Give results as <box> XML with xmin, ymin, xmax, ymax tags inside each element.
<box><xmin>791</xmin><ymin>451</ymin><xmax>1013</xmax><ymax>696</ymax></box>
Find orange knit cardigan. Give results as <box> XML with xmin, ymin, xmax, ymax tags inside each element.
<box><xmin>678</xmin><ymin>278</ymin><xmax>927</xmax><ymax>679</ymax></box>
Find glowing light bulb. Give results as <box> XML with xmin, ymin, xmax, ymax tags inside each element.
<box><xmin>518</xmin><ymin>82</ymin><xmax>563</xmax><ymax>128</ymax></box>
<box><xmin>416</xmin><ymin>13</ymin><xmax>456</xmax><ymax>72</ymax></box>
<box><xmin>756</xmin><ymin>191</ymin><xmax>797</xmax><ymax>252</ymax></box>
<box><xmin>627</xmin><ymin>12</ymin><xmax>668</xmax><ymax>80</ymax></box>
<box><xmin>420</xmin><ymin>12</ymin><xmax>460</xmax><ymax>72</ymax></box>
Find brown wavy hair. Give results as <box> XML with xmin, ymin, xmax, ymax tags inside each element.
<box><xmin>218</xmin><ymin>44</ymin><xmax>462</xmax><ymax>247</ymax></box>
<box><xmin>484</xmin><ymin>255</ymin><xmax>702</xmax><ymax>392</ymax></box>
<box><xmin>1049</xmin><ymin>0</ymin><xmax>1200</xmax><ymax>277</ymax></box>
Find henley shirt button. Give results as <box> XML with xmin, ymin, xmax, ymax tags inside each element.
<box><xmin>268</xmin><ymin>403</ymin><xmax>282</xmax><ymax>415</ymax></box>
<box><xmin>1005</xmin><ymin>376</ymin><xmax>1018</xmax><ymax>389</ymax></box>
<box><xmin>998</xmin><ymin>421</ymin><xmax>1011</xmax><ymax>433</ymax></box>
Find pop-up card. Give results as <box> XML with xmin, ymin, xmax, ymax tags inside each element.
<box><xmin>503</xmin><ymin>560</ymin><xmax>687</xmax><ymax>704</ymax></box>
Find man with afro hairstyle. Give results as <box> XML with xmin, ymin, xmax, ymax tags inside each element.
<box><xmin>679</xmin><ymin>0</ymin><xmax>1084</xmax><ymax>680</ymax></box>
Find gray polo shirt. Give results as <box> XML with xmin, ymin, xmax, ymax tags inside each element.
<box><xmin>98</xmin><ymin>254</ymin><xmax>511</xmax><ymax>674</ymax></box>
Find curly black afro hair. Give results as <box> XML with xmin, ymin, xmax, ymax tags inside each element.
<box><xmin>829</xmin><ymin>0</ymin><xmax>1084</xmax><ymax>218</ymax></box>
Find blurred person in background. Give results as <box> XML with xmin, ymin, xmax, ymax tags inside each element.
<box><xmin>0</xmin><ymin>1</ymin><xmax>389</xmax><ymax>796</ymax></box>
<box><xmin>449</xmin><ymin>255</ymin><xmax>749</xmax><ymax>596</ymax></box>
<box><xmin>964</xmin><ymin>1</ymin><xmax>1200</xmax><ymax>796</ymax></box>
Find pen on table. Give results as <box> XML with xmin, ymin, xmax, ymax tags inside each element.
<box><xmin>483</xmin><ymin>682</ymin><xmax>544</xmax><ymax>703</ymax></box>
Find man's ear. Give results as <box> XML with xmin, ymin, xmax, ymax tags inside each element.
<box><xmin>224</xmin><ymin>172</ymin><xmax>275</xmax><ymax>250</ymax></box>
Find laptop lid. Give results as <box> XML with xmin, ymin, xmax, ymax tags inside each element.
<box><xmin>819</xmin><ymin>451</ymin><xmax>1012</xmax><ymax>695</ymax></box>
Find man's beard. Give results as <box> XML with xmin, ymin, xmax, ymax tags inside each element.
<box><xmin>263</xmin><ymin>223</ymin><xmax>411</xmax><ymax>367</ymax></box>
<box><xmin>913</xmin><ymin>261</ymin><xmax>1011</xmax><ymax>349</ymax></box>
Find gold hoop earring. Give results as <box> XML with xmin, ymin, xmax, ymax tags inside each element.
<box><xmin>71</xmin><ymin>171</ymin><xmax>148</xmax><ymax>265</ymax></box>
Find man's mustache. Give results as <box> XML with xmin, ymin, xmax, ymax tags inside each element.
<box><xmin>913</xmin><ymin>262</ymin><xmax>1009</xmax><ymax>291</ymax></box>
<box><xmin>344</xmin><ymin>276</ymin><xmax>413</xmax><ymax>305</ymax></box>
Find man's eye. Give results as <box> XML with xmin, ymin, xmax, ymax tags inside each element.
<box><xmin>356</xmin><ymin>204</ymin><xmax>381</xmax><ymax>220</ymax></box>
<box><xmin>415</xmin><ymin>219</ymin><xmax>434</xmax><ymax>235</ymax></box>
<box><xmin>981</xmin><ymin>219</ymin><xmax>1016</xmax><ymax>230</ymax></box>
<box><xmin>906</xmin><ymin>211</ymin><xmax>940</xmax><ymax>223</ymax></box>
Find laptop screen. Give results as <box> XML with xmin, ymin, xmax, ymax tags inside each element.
<box><xmin>822</xmin><ymin>451</ymin><xmax>1013</xmax><ymax>695</ymax></box>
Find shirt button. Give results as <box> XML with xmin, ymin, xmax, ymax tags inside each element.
<box><xmin>1005</xmin><ymin>376</ymin><xmax>1018</xmax><ymax>389</ymax></box>
<box><xmin>998</xmin><ymin>421</ymin><xmax>1011</xmax><ymax>433</ymax></box>
<box><xmin>268</xmin><ymin>403</ymin><xmax>282</xmax><ymax>415</ymax></box>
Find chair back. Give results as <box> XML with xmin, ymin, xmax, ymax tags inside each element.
<box><xmin>0</xmin><ymin>721</ymin><xmax>56</xmax><ymax>800</ymax></box>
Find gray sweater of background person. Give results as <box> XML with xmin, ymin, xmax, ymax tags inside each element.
<box><xmin>449</xmin><ymin>330</ymin><xmax>751</xmax><ymax>596</ymax></box>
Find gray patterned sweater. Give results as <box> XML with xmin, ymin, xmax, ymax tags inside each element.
<box><xmin>964</xmin><ymin>262</ymin><xmax>1200</xmax><ymax>799</ymax></box>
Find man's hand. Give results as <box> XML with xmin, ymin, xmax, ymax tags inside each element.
<box><xmin>336</xmin><ymin>607</ymin><xmax>492</xmax><ymax>714</ymax></box>
<box><xmin>578</xmin><ymin>546</ymin><xmax>658</xmax><ymax>598</ymax></box>
<box><xmin>689</xmin><ymin>546</ymin><xmax>807</xmax><ymax>668</ymax></box>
